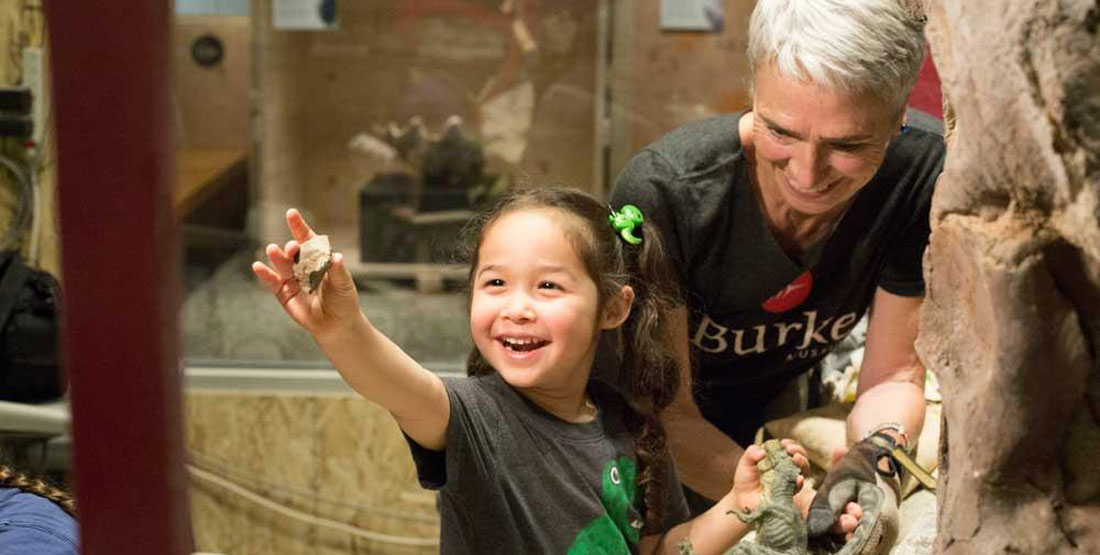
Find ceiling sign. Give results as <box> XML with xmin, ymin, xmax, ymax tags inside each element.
<box><xmin>273</xmin><ymin>0</ymin><xmax>337</xmax><ymax>31</ymax></box>
<box><xmin>660</xmin><ymin>0</ymin><xmax>723</xmax><ymax>32</ymax></box>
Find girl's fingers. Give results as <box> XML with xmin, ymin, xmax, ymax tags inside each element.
<box><xmin>791</xmin><ymin>453</ymin><xmax>810</xmax><ymax>473</ymax></box>
<box><xmin>778</xmin><ymin>440</ymin><xmax>811</xmax><ymax>473</ymax></box>
<box><xmin>781</xmin><ymin>439</ymin><xmax>808</xmax><ymax>459</ymax></box>
<box><xmin>845</xmin><ymin>501</ymin><xmax>863</xmax><ymax>521</ymax></box>
<box><xmin>286</xmin><ymin>208</ymin><xmax>317</xmax><ymax>243</ymax></box>
<box><xmin>253</xmin><ymin>260</ymin><xmax>302</xmax><ymax>306</ymax></box>
<box><xmin>838</xmin><ymin>513</ymin><xmax>859</xmax><ymax>536</ymax></box>
<box><xmin>328</xmin><ymin>252</ymin><xmax>355</xmax><ymax>288</ymax></box>
<box><xmin>252</xmin><ymin>261</ymin><xmax>281</xmax><ymax>291</ymax></box>
<box><xmin>266</xmin><ymin>243</ymin><xmax>296</xmax><ymax>277</ymax></box>
<box><xmin>283</xmin><ymin>240</ymin><xmax>300</xmax><ymax>261</ymax></box>
<box><xmin>744</xmin><ymin>444</ymin><xmax>765</xmax><ymax>463</ymax></box>
<box><xmin>831</xmin><ymin>446</ymin><xmax>848</xmax><ymax>467</ymax></box>
<box><xmin>834</xmin><ymin>501</ymin><xmax>862</xmax><ymax>536</ymax></box>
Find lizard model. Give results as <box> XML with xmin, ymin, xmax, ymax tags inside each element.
<box><xmin>729</xmin><ymin>439</ymin><xmax>808</xmax><ymax>555</ymax></box>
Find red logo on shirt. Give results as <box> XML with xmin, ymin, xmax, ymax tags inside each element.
<box><xmin>762</xmin><ymin>270</ymin><xmax>813</xmax><ymax>313</ymax></box>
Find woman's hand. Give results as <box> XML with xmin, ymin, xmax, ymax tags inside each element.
<box><xmin>252</xmin><ymin>208</ymin><xmax>363</xmax><ymax>338</ymax></box>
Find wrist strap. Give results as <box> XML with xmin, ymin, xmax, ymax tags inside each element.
<box><xmin>861</xmin><ymin>421</ymin><xmax>911</xmax><ymax>448</ymax></box>
<box><xmin>866</xmin><ymin>432</ymin><xmax>937</xmax><ymax>492</ymax></box>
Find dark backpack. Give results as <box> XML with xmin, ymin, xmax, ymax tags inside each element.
<box><xmin>0</xmin><ymin>250</ymin><xmax>64</xmax><ymax>403</ymax></box>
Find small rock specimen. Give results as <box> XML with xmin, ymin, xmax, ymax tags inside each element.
<box><xmin>293</xmin><ymin>235</ymin><xmax>332</xmax><ymax>293</ymax></box>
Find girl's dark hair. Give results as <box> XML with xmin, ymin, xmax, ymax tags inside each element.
<box><xmin>461</xmin><ymin>186</ymin><xmax>682</xmax><ymax>529</ymax></box>
<box><xmin>0</xmin><ymin>464</ymin><xmax>77</xmax><ymax>517</ymax></box>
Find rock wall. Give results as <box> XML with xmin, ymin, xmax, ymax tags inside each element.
<box><xmin>917</xmin><ymin>0</ymin><xmax>1100</xmax><ymax>552</ymax></box>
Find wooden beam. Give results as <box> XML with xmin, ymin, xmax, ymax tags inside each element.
<box><xmin>44</xmin><ymin>1</ymin><xmax>193</xmax><ymax>554</ymax></box>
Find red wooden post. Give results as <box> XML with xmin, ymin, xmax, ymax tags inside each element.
<box><xmin>43</xmin><ymin>2</ymin><xmax>193</xmax><ymax>554</ymax></box>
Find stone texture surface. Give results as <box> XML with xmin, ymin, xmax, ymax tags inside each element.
<box><xmin>186</xmin><ymin>391</ymin><xmax>439</xmax><ymax>554</ymax></box>
<box><xmin>918</xmin><ymin>1</ymin><xmax>1100</xmax><ymax>552</ymax></box>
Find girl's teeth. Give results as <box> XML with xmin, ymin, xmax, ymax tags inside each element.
<box><xmin>502</xmin><ymin>337</ymin><xmax>545</xmax><ymax>352</ymax></box>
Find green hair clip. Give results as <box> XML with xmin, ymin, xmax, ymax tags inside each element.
<box><xmin>609</xmin><ymin>204</ymin><xmax>644</xmax><ymax>245</ymax></box>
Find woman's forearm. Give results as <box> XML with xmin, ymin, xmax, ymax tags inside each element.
<box><xmin>846</xmin><ymin>379</ymin><xmax>926</xmax><ymax>447</ymax></box>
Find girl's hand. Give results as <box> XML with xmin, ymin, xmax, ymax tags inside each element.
<box><xmin>252</xmin><ymin>208</ymin><xmax>363</xmax><ymax>337</ymax></box>
<box><xmin>731</xmin><ymin>439</ymin><xmax>810</xmax><ymax>513</ymax></box>
<box><xmin>730</xmin><ymin>439</ymin><xmax>860</xmax><ymax>539</ymax></box>
<box><xmin>805</xmin><ymin>445</ymin><xmax>869</xmax><ymax>542</ymax></box>
<box><xmin>793</xmin><ymin>480</ymin><xmax>862</xmax><ymax>537</ymax></box>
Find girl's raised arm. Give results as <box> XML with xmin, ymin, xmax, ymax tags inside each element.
<box><xmin>252</xmin><ymin>208</ymin><xmax>450</xmax><ymax>450</ymax></box>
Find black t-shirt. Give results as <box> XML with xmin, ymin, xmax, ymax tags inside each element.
<box><xmin>610</xmin><ymin>113</ymin><xmax>944</xmax><ymax>444</ymax></box>
<box><xmin>405</xmin><ymin>373</ymin><xmax>690</xmax><ymax>554</ymax></box>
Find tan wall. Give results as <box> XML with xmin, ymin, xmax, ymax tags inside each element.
<box><xmin>174</xmin><ymin>14</ymin><xmax>252</xmax><ymax>149</ymax></box>
<box><xmin>187</xmin><ymin>391</ymin><xmax>439</xmax><ymax>555</ymax></box>
<box><xmin>609</xmin><ymin>0</ymin><xmax>755</xmax><ymax>178</ymax></box>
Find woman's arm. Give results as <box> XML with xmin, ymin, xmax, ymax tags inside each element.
<box><xmin>806</xmin><ymin>288</ymin><xmax>924</xmax><ymax>539</ymax></box>
<box><xmin>847</xmin><ymin>287</ymin><xmax>926</xmax><ymax>447</ymax></box>
<box><xmin>659</xmin><ymin>306</ymin><xmax>746</xmax><ymax>501</ymax></box>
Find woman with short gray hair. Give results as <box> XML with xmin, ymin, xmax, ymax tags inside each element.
<box><xmin>611</xmin><ymin>0</ymin><xmax>942</xmax><ymax>551</ymax></box>
<box><xmin>747</xmin><ymin>0</ymin><xmax>926</xmax><ymax>111</ymax></box>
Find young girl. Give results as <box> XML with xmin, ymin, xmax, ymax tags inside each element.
<box><xmin>253</xmin><ymin>187</ymin><xmax>813</xmax><ymax>554</ymax></box>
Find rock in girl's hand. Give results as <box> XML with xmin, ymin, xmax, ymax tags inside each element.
<box><xmin>293</xmin><ymin>234</ymin><xmax>332</xmax><ymax>293</ymax></box>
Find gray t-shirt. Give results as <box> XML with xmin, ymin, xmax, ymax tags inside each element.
<box><xmin>406</xmin><ymin>373</ymin><xmax>690</xmax><ymax>554</ymax></box>
<box><xmin>610</xmin><ymin>112</ymin><xmax>944</xmax><ymax>445</ymax></box>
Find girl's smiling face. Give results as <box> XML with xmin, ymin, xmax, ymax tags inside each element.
<box><xmin>470</xmin><ymin>209</ymin><xmax>619</xmax><ymax>395</ymax></box>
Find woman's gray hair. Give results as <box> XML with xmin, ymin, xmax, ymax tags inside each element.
<box><xmin>748</xmin><ymin>0</ymin><xmax>926</xmax><ymax>112</ymax></box>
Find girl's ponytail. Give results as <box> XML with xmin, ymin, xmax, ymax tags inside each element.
<box><xmin>619</xmin><ymin>223</ymin><xmax>682</xmax><ymax>531</ymax></box>
<box><xmin>0</xmin><ymin>464</ymin><xmax>76</xmax><ymax>517</ymax></box>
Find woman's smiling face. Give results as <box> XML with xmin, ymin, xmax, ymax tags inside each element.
<box><xmin>469</xmin><ymin>209</ymin><xmax>608</xmax><ymax>393</ymax></box>
<box><xmin>751</xmin><ymin>62</ymin><xmax>903</xmax><ymax>217</ymax></box>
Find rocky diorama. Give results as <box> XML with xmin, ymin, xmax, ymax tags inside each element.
<box><xmin>917</xmin><ymin>0</ymin><xmax>1100</xmax><ymax>552</ymax></box>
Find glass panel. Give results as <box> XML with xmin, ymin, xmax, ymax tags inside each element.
<box><xmin>177</xmin><ymin>1</ymin><xmax>643</xmax><ymax>369</ymax></box>
<box><xmin>175</xmin><ymin>2</ymin><xmax>756</xmax><ymax>551</ymax></box>
<box><xmin>175</xmin><ymin>0</ymin><xmax>758</xmax><ymax>367</ymax></box>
